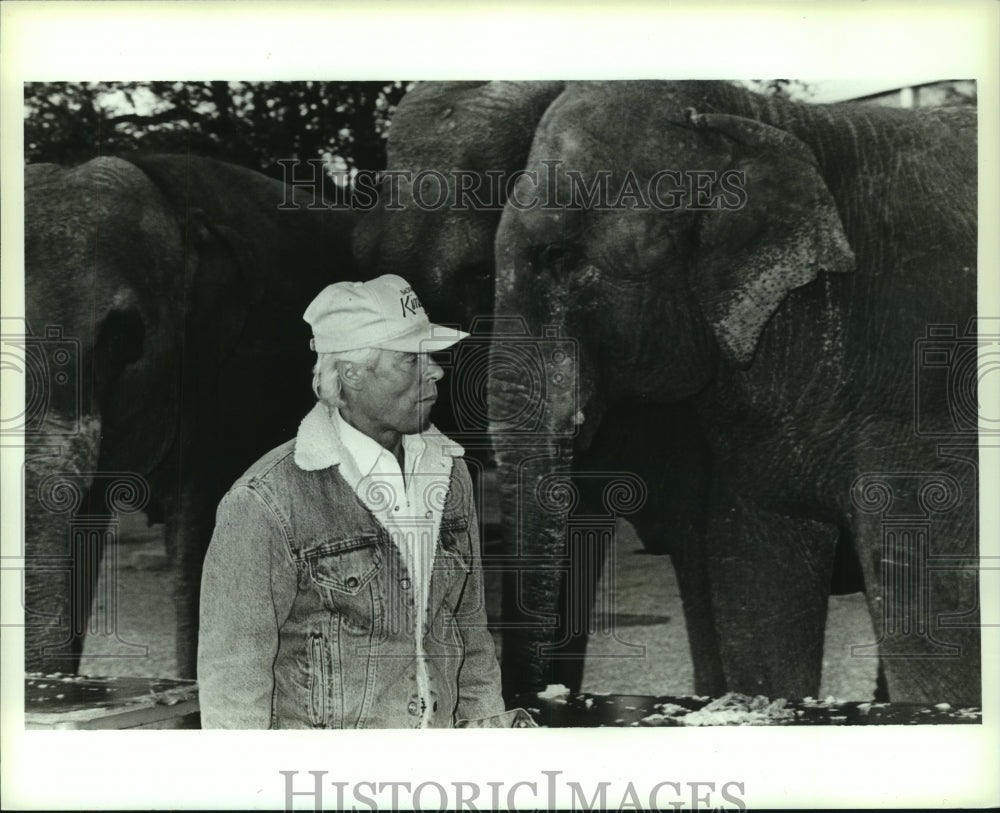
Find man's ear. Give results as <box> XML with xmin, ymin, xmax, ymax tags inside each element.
<box><xmin>338</xmin><ymin>361</ymin><xmax>366</xmax><ymax>391</ymax></box>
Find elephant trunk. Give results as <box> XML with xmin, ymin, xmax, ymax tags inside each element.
<box><xmin>488</xmin><ymin>338</ymin><xmax>583</xmax><ymax>699</ymax></box>
<box><xmin>23</xmin><ymin>414</ymin><xmax>102</xmax><ymax>674</ymax></box>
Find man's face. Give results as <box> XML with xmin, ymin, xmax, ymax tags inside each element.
<box><xmin>349</xmin><ymin>349</ymin><xmax>444</xmax><ymax>440</ymax></box>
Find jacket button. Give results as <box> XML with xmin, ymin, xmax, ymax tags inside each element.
<box><xmin>345</xmin><ymin>576</ymin><xmax>360</xmax><ymax>589</ymax></box>
<box><xmin>400</xmin><ymin>578</ymin><xmax>411</xmax><ymax>590</ymax></box>
<box><xmin>407</xmin><ymin>700</ymin><xmax>420</xmax><ymax>716</ymax></box>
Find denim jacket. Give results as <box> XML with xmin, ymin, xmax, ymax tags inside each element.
<box><xmin>197</xmin><ymin>402</ymin><xmax>506</xmax><ymax>728</ymax></box>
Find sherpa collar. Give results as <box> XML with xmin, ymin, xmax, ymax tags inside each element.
<box><xmin>293</xmin><ymin>401</ymin><xmax>465</xmax><ymax>474</ymax></box>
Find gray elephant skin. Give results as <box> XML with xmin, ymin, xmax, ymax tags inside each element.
<box><xmin>356</xmin><ymin>81</ymin><xmax>980</xmax><ymax>706</ymax></box>
<box><xmin>22</xmin><ymin>153</ymin><xmax>356</xmax><ymax>677</ymax></box>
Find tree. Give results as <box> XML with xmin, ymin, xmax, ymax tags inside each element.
<box><xmin>23</xmin><ymin>81</ymin><xmax>410</xmax><ymax>177</ymax></box>
<box><xmin>743</xmin><ymin>79</ymin><xmax>816</xmax><ymax>101</ymax></box>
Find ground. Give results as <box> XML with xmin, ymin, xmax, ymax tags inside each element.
<box><xmin>81</xmin><ymin>511</ymin><xmax>877</xmax><ymax>700</ymax></box>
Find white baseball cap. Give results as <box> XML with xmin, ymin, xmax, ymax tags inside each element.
<box><xmin>303</xmin><ymin>274</ymin><xmax>468</xmax><ymax>353</ymax></box>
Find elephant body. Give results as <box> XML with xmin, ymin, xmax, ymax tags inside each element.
<box><xmin>488</xmin><ymin>81</ymin><xmax>979</xmax><ymax>705</ymax></box>
<box><xmin>23</xmin><ymin>154</ymin><xmax>356</xmax><ymax>676</ymax></box>
<box><xmin>354</xmin><ymin>80</ymin><xmax>980</xmax><ymax>706</ymax></box>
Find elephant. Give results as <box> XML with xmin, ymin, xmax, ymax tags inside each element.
<box><xmin>21</xmin><ymin>153</ymin><xmax>357</xmax><ymax>678</ymax></box>
<box><xmin>486</xmin><ymin>80</ymin><xmax>981</xmax><ymax>706</ymax></box>
<box><xmin>353</xmin><ymin>82</ymin><xmax>710</xmax><ymax>695</ymax></box>
<box><xmin>353</xmin><ymin>81</ymin><xmax>565</xmax><ymax>330</ymax></box>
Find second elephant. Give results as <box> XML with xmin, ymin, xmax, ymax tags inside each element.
<box><xmin>23</xmin><ymin>153</ymin><xmax>356</xmax><ymax>677</ymax></box>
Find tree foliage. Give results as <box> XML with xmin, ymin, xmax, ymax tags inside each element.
<box><xmin>744</xmin><ymin>79</ymin><xmax>816</xmax><ymax>101</ymax></box>
<box><xmin>24</xmin><ymin>81</ymin><xmax>410</xmax><ymax>176</ymax></box>
<box><xmin>31</xmin><ymin>79</ymin><xmax>970</xmax><ymax>184</ymax></box>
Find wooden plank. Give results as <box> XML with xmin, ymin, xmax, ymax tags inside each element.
<box><xmin>25</xmin><ymin>673</ymin><xmax>200</xmax><ymax>730</ymax></box>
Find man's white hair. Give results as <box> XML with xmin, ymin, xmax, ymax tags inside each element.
<box><xmin>312</xmin><ymin>347</ymin><xmax>382</xmax><ymax>408</ymax></box>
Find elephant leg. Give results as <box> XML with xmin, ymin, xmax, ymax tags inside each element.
<box><xmin>874</xmin><ymin>662</ymin><xmax>889</xmax><ymax>702</ymax></box>
<box><xmin>621</xmin><ymin>403</ymin><xmax>719</xmax><ymax>693</ymax></box>
<box><xmin>165</xmin><ymin>481</ymin><xmax>220</xmax><ymax>678</ymax></box>
<box><xmin>670</xmin><ymin>540</ymin><xmax>727</xmax><ymax>698</ymax></box>
<box><xmin>706</xmin><ymin>493</ymin><xmax>838</xmax><ymax>698</ymax></box>
<box><xmin>849</xmin><ymin>453</ymin><xmax>981</xmax><ymax>706</ymax></box>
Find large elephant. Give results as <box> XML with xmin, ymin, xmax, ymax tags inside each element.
<box><xmin>21</xmin><ymin>154</ymin><xmax>356</xmax><ymax>677</ymax></box>
<box><xmin>487</xmin><ymin>81</ymin><xmax>980</xmax><ymax>705</ymax></box>
<box><xmin>353</xmin><ymin>82</ymin><xmax>710</xmax><ymax>695</ymax></box>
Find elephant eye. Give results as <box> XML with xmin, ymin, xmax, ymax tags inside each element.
<box><xmin>459</xmin><ymin>262</ymin><xmax>493</xmax><ymax>284</ymax></box>
<box><xmin>530</xmin><ymin>243</ymin><xmax>569</xmax><ymax>276</ymax></box>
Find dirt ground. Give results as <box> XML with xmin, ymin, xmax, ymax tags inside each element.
<box><xmin>81</xmin><ymin>511</ymin><xmax>877</xmax><ymax>700</ymax></box>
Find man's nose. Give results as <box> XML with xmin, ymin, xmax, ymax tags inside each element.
<box><xmin>424</xmin><ymin>356</ymin><xmax>444</xmax><ymax>382</ymax></box>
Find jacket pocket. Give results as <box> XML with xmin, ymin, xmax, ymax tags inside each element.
<box><xmin>307</xmin><ymin>632</ymin><xmax>328</xmax><ymax>727</ymax></box>
<box><xmin>439</xmin><ymin>516</ymin><xmax>472</xmax><ymax>573</ymax></box>
<box><xmin>304</xmin><ymin>536</ymin><xmax>383</xmax><ymax>632</ymax></box>
<box><xmin>435</xmin><ymin>519</ymin><xmax>472</xmax><ymax>617</ymax></box>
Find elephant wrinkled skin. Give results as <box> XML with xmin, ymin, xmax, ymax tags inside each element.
<box><xmin>22</xmin><ymin>154</ymin><xmax>356</xmax><ymax>677</ymax></box>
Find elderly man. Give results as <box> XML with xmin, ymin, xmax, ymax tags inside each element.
<box><xmin>198</xmin><ymin>274</ymin><xmax>521</xmax><ymax>728</ymax></box>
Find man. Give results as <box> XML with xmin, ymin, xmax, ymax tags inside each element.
<box><xmin>198</xmin><ymin>274</ymin><xmax>522</xmax><ymax>728</ymax></box>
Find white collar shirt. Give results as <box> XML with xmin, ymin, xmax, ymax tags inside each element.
<box><xmin>332</xmin><ymin>408</ymin><xmax>437</xmax><ymax>724</ymax></box>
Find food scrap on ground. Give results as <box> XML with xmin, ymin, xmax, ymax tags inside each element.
<box><xmin>680</xmin><ymin>693</ymin><xmax>796</xmax><ymax>726</ymax></box>
<box><xmin>537</xmin><ymin>684</ymin><xmax>571</xmax><ymax>701</ymax></box>
<box><xmin>514</xmin><ymin>688</ymin><xmax>982</xmax><ymax>727</ymax></box>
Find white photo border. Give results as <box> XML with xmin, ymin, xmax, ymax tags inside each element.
<box><xmin>2</xmin><ymin>1</ymin><xmax>998</xmax><ymax>809</ymax></box>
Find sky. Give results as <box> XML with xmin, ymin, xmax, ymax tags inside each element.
<box><xmin>806</xmin><ymin>78</ymin><xmax>957</xmax><ymax>103</ymax></box>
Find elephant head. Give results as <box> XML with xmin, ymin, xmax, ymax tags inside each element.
<box><xmin>22</xmin><ymin>154</ymin><xmax>356</xmax><ymax>676</ymax></box>
<box><xmin>493</xmin><ymin>82</ymin><xmax>853</xmax><ymax>431</ymax></box>
<box><xmin>353</xmin><ymin>81</ymin><xmax>565</xmax><ymax>329</ymax></box>
<box><xmin>22</xmin><ymin>157</ymin><xmax>188</xmax><ymax>673</ymax></box>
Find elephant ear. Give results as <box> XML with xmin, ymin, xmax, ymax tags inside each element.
<box><xmin>688</xmin><ymin>112</ymin><xmax>855</xmax><ymax>368</ymax></box>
